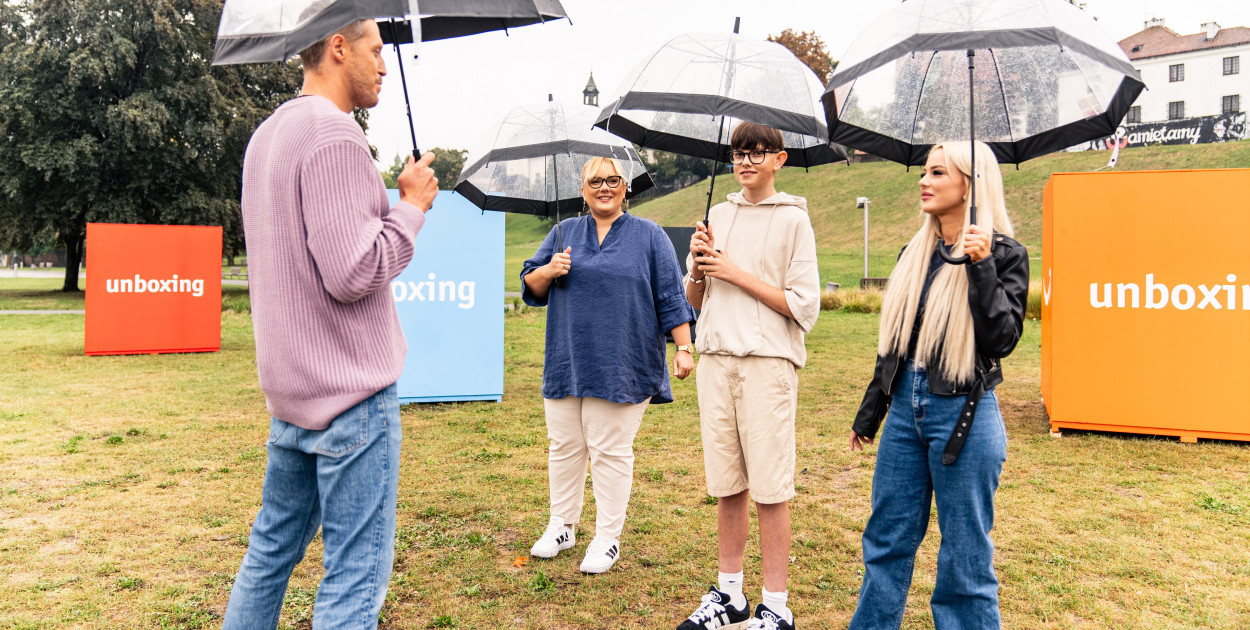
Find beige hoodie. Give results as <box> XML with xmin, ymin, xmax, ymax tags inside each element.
<box><xmin>685</xmin><ymin>191</ymin><xmax>821</xmax><ymax>368</ymax></box>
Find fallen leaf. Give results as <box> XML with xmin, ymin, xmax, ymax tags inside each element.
<box><xmin>512</xmin><ymin>556</ymin><xmax>528</xmax><ymax>568</ymax></box>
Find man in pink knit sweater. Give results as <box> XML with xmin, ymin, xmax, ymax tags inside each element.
<box><xmin>223</xmin><ymin>19</ymin><xmax>437</xmax><ymax>630</ymax></box>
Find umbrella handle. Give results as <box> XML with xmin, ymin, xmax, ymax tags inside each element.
<box><xmin>936</xmin><ymin>247</ymin><xmax>971</xmax><ymax>266</ymax></box>
<box><xmin>937</xmin><ymin>202</ymin><xmax>977</xmax><ymax>266</ymax></box>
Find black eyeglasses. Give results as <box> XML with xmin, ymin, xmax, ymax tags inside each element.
<box><xmin>730</xmin><ymin>150</ymin><xmax>778</xmax><ymax>165</ymax></box>
<box><xmin>586</xmin><ymin>176</ymin><xmax>623</xmax><ymax>189</ymax></box>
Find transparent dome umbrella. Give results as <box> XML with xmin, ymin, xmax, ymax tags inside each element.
<box><xmin>212</xmin><ymin>0</ymin><xmax>570</xmax><ymax>156</ymax></box>
<box><xmin>594</xmin><ymin>22</ymin><xmax>847</xmax><ymax>225</ymax></box>
<box><xmin>821</xmin><ymin>0</ymin><xmax>1145</xmax><ymax>264</ymax></box>
<box><xmin>377</xmin><ymin>0</ymin><xmax>569</xmax><ymax>44</ymax></box>
<box><xmin>455</xmin><ymin>97</ymin><xmax>654</xmax><ymax>286</ymax></box>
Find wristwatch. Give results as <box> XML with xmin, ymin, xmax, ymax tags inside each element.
<box><xmin>675</xmin><ymin>344</ymin><xmax>695</xmax><ymax>354</ymax></box>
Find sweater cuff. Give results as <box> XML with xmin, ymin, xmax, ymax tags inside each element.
<box><xmin>389</xmin><ymin>200</ymin><xmax>426</xmax><ymax>239</ymax></box>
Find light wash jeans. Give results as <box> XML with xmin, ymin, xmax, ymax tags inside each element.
<box><xmin>223</xmin><ymin>383</ymin><xmax>402</xmax><ymax>630</ymax></box>
<box><xmin>849</xmin><ymin>364</ymin><xmax>1007</xmax><ymax>630</ymax></box>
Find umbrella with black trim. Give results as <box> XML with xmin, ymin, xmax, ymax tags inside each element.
<box><xmin>456</xmin><ymin>97</ymin><xmax>653</xmax><ymax>285</ymax></box>
<box><xmin>212</xmin><ymin>0</ymin><xmax>570</xmax><ymax>155</ymax></box>
<box><xmin>822</xmin><ymin>0</ymin><xmax>1145</xmax><ymax>264</ymax></box>
<box><xmin>594</xmin><ymin>20</ymin><xmax>846</xmax><ymax>224</ymax></box>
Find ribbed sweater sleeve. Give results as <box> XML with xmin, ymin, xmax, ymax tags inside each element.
<box><xmin>302</xmin><ymin>142</ymin><xmax>425</xmax><ymax>303</ymax></box>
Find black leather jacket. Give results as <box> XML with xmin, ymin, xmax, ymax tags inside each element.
<box><xmin>852</xmin><ymin>234</ymin><xmax>1030</xmax><ymax>445</ymax></box>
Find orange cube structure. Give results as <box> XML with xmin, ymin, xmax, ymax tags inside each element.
<box><xmin>1042</xmin><ymin>169</ymin><xmax>1250</xmax><ymax>443</ymax></box>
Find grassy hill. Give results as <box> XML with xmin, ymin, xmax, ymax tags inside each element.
<box><xmin>505</xmin><ymin>141</ymin><xmax>1250</xmax><ymax>291</ymax></box>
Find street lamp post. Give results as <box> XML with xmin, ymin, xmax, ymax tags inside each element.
<box><xmin>857</xmin><ymin>197</ymin><xmax>870</xmax><ymax>279</ymax></box>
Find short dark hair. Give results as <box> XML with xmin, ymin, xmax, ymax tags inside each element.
<box><xmin>730</xmin><ymin>121</ymin><xmax>783</xmax><ymax>152</ymax></box>
<box><xmin>299</xmin><ymin>20</ymin><xmax>367</xmax><ymax>71</ymax></box>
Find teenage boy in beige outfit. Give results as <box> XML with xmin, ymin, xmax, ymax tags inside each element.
<box><xmin>676</xmin><ymin>122</ymin><xmax>820</xmax><ymax>630</ymax></box>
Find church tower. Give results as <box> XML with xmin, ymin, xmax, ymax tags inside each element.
<box><xmin>583</xmin><ymin>72</ymin><xmax>599</xmax><ymax>107</ymax></box>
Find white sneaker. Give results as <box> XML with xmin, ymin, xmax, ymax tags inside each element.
<box><xmin>529</xmin><ymin>515</ymin><xmax>575</xmax><ymax>558</ymax></box>
<box><xmin>578</xmin><ymin>535</ymin><xmax>620</xmax><ymax>574</ymax></box>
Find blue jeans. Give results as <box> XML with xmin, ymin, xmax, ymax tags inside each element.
<box><xmin>223</xmin><ymin>384</ymin><xmax>402</xmax><ymax>630</ymax></box>
<box><xmin>849</xmin><ymin>365</ymin><xmax>1006</xmax><ymax>630</ymax></box>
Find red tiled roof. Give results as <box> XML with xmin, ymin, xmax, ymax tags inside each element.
<box><xmin>1119</xmin><ymin>25</ymin><xmax>1250</xmax><ymax>60</ymax></box>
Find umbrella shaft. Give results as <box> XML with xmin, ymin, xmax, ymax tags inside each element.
<box><xmin>392</xmin><ymin>20</ymin><xmax>420</xmax><ymax>157</ymax></box>
<box><xmin>704</xmin><ymin>115</ymin><xmax>728</xmax><ymax>225</ymax></box>
<box><xmin>967</xmin><ymin>49</ymin><xmax>977</xmax><ymax>226</ymax></box>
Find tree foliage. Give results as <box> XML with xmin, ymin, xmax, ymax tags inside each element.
<box><xmin>381</xmin><ymin>148</ymin><xmax>467</xmax><ymax>190</ymax></box>
<box><xmin>430</xmin><ymin>147</ymin><xmax>467</xmax><ymax>190</ymax></box>
<box><xmin>768</xmin><ymin>29</ymin><xmax>836</xmax><ymax>85</ymax></box>
<box><xmin>0</xmin><ymin>0</ymin><xmax>304</xmax><ymax>290</ymax></box>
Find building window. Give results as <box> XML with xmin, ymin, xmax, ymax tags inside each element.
<box><xmin>1168</xmin><ymin>101</ymin><xmax>1185</xmax><ymax>120</ymax></box>
<box><xmin>1169</xmin><ymin>64</ymin><xmax>1185</xmax><ymax>82</ymax></box>
<box><xmin>1223</xmin><ymin>95</ymin><xmax>1240</xmax><ymax>114</ymax></box>
<box><xmin>1126</xmin><ymin>106</ymin><xmax>1141</xmax><ymax>124</ymax></box>
<box><xmin>1225</xmin><ymin>56</ymin><xmax>1240</xmax><ymax>75</ymax></box>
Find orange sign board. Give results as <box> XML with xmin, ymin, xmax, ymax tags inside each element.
<box><xmin>85</xmin><ymin>223</ymin><xmax>222</xmax><ymax>356</ymax></box>
<box><xmin>1042</xmin><ymin>169</ymin><xmax>1250</xmax><ymax>442</ymax></box>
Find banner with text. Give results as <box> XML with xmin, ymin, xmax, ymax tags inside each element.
<box><xmin>85</xmin><ymin>223</ymin><xmax>222</xmax><ymax>356</ymax></box>
<box><xmin>1067</xmin><ymin>112</ymin><xmax>1247</xmax><ymax>152</ymax></box>
<box><xmin>390</xmin><ymin>191</ymin><xmax>504</xmax><ymax>403</ymax></box>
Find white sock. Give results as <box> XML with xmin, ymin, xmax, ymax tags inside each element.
<box><xmin>761</xmin><ymin>587</ymin><xmax>792</xmax><ymax>623</ymax></box>
<box><xmin>717</xmin><ymin>571</ymin><xmax>746</xmax><ymax>610</ymax></box>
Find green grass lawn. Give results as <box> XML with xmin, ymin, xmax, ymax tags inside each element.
<box><xmin>1</xmin><ymin>311</ymin><xmax>1248</xmax><ymax>628</ymax></box>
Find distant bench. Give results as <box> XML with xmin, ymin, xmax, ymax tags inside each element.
<box><xmin>222</xmin><ymin>267</ymin><xmax>246</xmax><ymax>280</ymax></box>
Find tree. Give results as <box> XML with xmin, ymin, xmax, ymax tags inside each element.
<box><xmin>380</xmin><ymin>153</ymin><xmax>405</xmax><ymax>189</ymax></box>
<box><xmin>0</xmin><ymin>0</ymin><xmax>304</xmax><ymax>291</ymax></box>
<box><xmin>430</xmin><ymin>147</ymin><xmax>467</xmax><ymax>190</ymax></box>
<box><xmin>768</xmin><ymin>29</ymin><xmax>836</xmax><ymax>85</ymax></box>
<box><xmin>380</xmin><ymin>147</ymin><xmax>467</xmax><ymax>190</ymax></box>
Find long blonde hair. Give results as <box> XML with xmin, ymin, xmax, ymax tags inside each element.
<box><xmin>876</xmin><ymin>141</ymin><xmax>1014</xmax><ymax>384</ymax></box>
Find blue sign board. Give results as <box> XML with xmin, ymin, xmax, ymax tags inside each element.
<box><xmin>387</xmin><ymin>190</ymin><xmax>504</xmax><ymax>403</ymax></box>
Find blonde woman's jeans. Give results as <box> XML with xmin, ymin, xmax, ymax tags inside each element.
<box><xmin>849</xmin><ymin>364</ymin><xmax>1007</xmax><ymax>630</ymax></box>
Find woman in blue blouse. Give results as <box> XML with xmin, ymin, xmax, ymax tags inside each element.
<box><xmin>521</xmin><ymin>156</ymin><xmax>696</xmax><ymax>574</ymax></box>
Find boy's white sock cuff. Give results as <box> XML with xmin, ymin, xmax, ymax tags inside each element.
<box><xmin>761</xmin><ymin>587</ymin><xmax>792</xmax><ymax>622</ymax></box>
<box><xmin>718</xmin><ymin>571</ymin><xmax>746</xmax><ymax>609</ymax></box>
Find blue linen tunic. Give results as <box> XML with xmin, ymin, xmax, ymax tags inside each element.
<box><xmin>521</xmin><ymin>212</ymin><xmax>696</xmax><ymax>404</ymax></box>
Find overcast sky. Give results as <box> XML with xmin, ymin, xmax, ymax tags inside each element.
<box><xmin>364</xmin><ymin>0</ymin><xmax>1250</xmax><ymax>166</ymax></box>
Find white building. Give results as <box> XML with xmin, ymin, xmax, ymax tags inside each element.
<box><xmin>1119</xmin><ymin>19</ymin><xmax>1250</xmax><ymax>123</ymax></box>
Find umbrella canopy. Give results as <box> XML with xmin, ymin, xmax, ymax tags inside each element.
<box><xmin>379</xmin><ymin>0</ymin><xmax>569</xmax><ymax>44</ymax></box>
<box><xmin>822</xmin><ymin>0</ymin><xmax>1146</xmax><ymax>166</ymax></box>
<box><xmin>594</xmin><ymin>32</ymin><xmax>846</xmax><ymax>169</ymax></box>
<box><xmin>213</xmin><ymin>0</ymin><xmax>415</xmax><ymax>65</ymax></box>
<box><xmin>213</xmin><ymin>0</ymin><xmax>569</xmax><ymax>65</ymax></box>
<box><xmin>456</xmin><ymin>100</ymin><xmax>653</xmax><ymax>218</ymax></box>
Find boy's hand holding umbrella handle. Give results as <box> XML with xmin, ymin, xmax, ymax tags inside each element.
<box><xmin>398</xmin><ymin>152</ymin><xmax>439</xmax><ymax>213</ymax></box>
<box><xmin>689</xmin><ymin>221</ymin><xmax>717</xmax><ymax>278</ymax></box>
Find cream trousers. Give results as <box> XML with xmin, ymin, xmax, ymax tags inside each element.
<box><xmin>543</xmin><ymin>396</ymin><xmax>650</xmax><ymax>540</ymax></box>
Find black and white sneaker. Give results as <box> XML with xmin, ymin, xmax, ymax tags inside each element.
<box><xmin>676</xmin><ymin>586</ymin><xmax>751</xmax><ymax>629</ymax></box>
<box><xmin>746</xmin><ymin>604</ymin><xmax>794</xmax><ymax>630</ymax></box>
<box><xmin>529</xmin><ymin>515</ymin><xmax>575</xmax><ymax>558</ymax></box>
<box><xmin>579</xmin><ymin>536</ymin><xmax>620</xmax><ymax>574</ymax></box>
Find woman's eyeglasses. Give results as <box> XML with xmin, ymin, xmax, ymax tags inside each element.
<box><xmin>586</xmin><ymin>176</ymin><xmax>623</xmax><ymax>189</ymax></box>
<box><xmin>730</xmin><ymin>150</ymin><xmax>777</xmax><ymax>165</ymax></box>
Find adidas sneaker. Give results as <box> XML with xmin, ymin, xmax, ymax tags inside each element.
<box><xmin>676</xmin><ymin>586</ymin><xmax>751</xmax><ymax>630</ymax></box>
<box><xmin>529</xmin><ymin>515</ymin><xmax>575</xmax><ymax>558</ymax></box>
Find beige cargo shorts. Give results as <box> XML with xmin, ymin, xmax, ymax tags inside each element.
<box><xmin>696</xmin><ymin>353</ymin><xmax>798</xmax><ymax>504</ymax></box>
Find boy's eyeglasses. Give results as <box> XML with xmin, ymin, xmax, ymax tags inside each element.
<box><xmin>586</xmin><ymin>176</ymin><xmax>623</xmax><ymax>189</ymax></box>
<box><xmin>730</xmin><ymin>150</ymin><xmax>778</xmax><ymax>165</ymax></box>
